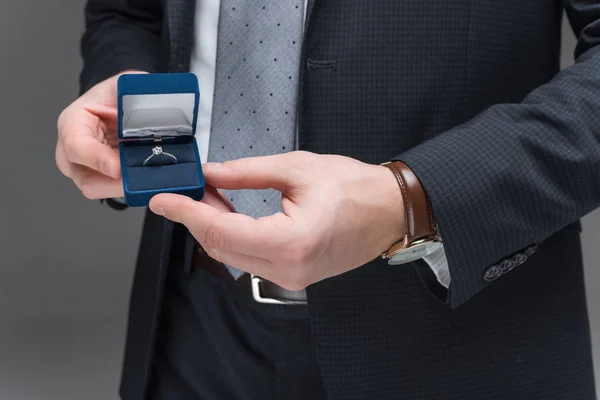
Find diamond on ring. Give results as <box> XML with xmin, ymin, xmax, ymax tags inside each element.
<box><xmin>143</xmin><ymin>146</ymin><xmax>178</xmax><ymax>167</ymax></box>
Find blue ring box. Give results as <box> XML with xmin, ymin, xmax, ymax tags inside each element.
<box><xmin>117</xmin><ymin>73</ymin><xmax>205</xmax><ymax>207</ymax></box>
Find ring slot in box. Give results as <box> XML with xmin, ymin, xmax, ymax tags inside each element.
<box><xmin>118</xmin><ymin>73</ymin><xmax>205</xmax><ymax>207</ymax></box>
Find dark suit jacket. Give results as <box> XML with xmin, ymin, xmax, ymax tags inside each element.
<box><xmin>81</xmin><ymin>0</ymin><xmax>600</xmax><ymax>399</ymax></box>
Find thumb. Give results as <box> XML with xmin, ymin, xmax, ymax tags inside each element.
<box><xmin>149</xmin><ymin>193</ymin><xmax>220</xmax><ymax>231</ymax></box>
<box><xmin>202</xmin><ymin>154</ymin><xmax>294</xmax><ymax>191</ymax></box>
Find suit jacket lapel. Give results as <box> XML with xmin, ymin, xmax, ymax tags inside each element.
<box><xmin>306</xmin><ymin>0</ymin><xmax>316</xmax><ymax>27</ymax></box>
<box><xmin>165</xmin><ymin>0</ymin><xmax>197</xmax><ymax>72</ymax></box>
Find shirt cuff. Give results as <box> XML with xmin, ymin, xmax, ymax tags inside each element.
<box><xmin>422</xmin><ymin>244</ymin><xmax>450</xmax><ymax>288</ymax></box>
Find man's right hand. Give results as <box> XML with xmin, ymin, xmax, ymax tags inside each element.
<box><xmin>56</xmin><ymin>71</ymin><xmax>147</xmax><ymax>200</ymax></box>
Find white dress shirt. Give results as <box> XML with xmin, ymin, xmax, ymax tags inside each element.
<box><xmin>188</xmin><ymin>0</ymin><xmax>451</xmax><ymax>288</ymax></box>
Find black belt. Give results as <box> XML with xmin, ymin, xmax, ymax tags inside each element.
<box><xmin>194</xmin><ymin>243</ymin><xmax>308</xmax><ymax>305</ymax></box>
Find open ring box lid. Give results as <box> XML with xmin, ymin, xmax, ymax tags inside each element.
<box><xmin>117</xmin><ymin>73</ymin><xmax>205</xmax><ymax>207</ymax></box>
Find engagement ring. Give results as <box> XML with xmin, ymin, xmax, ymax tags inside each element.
<box><xmin>143</xmin><ymin>146</ymin><xmax>178</xmax><ymax>167</ymax></box>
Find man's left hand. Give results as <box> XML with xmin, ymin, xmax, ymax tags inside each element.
<box><xmin>149</xmin><ymin>151</ymin><xmax>405</xmax><ymax>290</ymax></box>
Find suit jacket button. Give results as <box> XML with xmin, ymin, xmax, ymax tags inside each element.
<box><xmin>500</xmin><ymin>258</ymin><xmax>516</xmax><ymax>273</ymax></box>
<box><xmin>524</xmin><ymin>245</ymin><xmax>538</xmax><ymax>257</ymax></box>
<box><xmin>484</xmin><ymin>265</ymin><xmax>503</xmax><ymax>282</ymax></box>
<box><xmin>512</xmin><ymin>253</ymin><xmax>527</xmax><ymax>267</ymax></box>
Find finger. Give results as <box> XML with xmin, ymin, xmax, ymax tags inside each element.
<box><xmin>202</xmin><ymin>153</ymin><xmax>297</xmax><ymax>191</ymax></box>
<box><xmin>81</xmin><ymin>104</ymin><xmax>118</xmax><ymax>122</ymax></box>
<box><xmin>205</xmin><ymin>211</ymin><xmax>294</xmax><ymax>256</ymax></box>
<box><xmin>150</xmin><ymin>193</ymin><xmax>222</xmax><ymax>231</ymax></box>
<box><xmin>71</xmin><ymin>165</ymin><xmax>124</xmax><ymax>199</ymax></box>
<box><xmin>63</xmin><ymin>135</ymin><xmax>121</xmax><ymax>179</ymax></box>
<box><xmin>55</xmin><ymin>140</ymin><xmax>74</xmax><ymax>178</ymax></box>
<box><xmin>81</xmin><ymin>105</ymin><xmax>119</xmax><ymax>144</ymax></box>
<box><xmin>150</xmin><ymin>193</ymin><xmax>294</xmax><ymax>257</ymax></box>
<box><xmin>202</xmin><ymin>186</ymin><xmax>235</xmax><ymax>212</ymax></box>
<box><xmin>206</xmin><ymin>248</ymin><xmax>274</xmax><ymax>278</ymax></box>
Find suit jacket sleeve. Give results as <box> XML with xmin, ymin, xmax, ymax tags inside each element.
<box><xmin>395</xmin><ymin>2</ymin><xmax>600</xmax><ymax>308</ymax></box>
<box><xmin>79</xmin><ymin>0</ymin><xmax>164</xmax><ymax>94</ymax></box>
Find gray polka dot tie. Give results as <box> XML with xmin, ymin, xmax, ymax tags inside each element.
<box><xmin>207</xmin><ymin>2</ymin><xmax>306</xmax><ymax>279</ymax></box>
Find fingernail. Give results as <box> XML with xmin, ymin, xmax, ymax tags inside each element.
<box><xmin>152</xmin><ymin>207</ymin><xmax>165</xmax><ymax>216</ymax></box>
<box><xmin>204</xmin><ymin>162</ymin><xmax>222</xmax><ymax>170</ymax></box>
<box><xmin>101</xmin><ymin>161</ymin><xmax>111</xmax><ymax>175</ymax></box>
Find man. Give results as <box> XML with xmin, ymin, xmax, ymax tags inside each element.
<box><xmin>56</xmin><ymin>0</ymin><xmax>600</xmax><ymax>399</ymax></box>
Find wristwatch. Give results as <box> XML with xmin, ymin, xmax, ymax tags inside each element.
<box><xmin>380</xmin><ymin>161</ymin><xmax>442</xmax><ymax>265</ymax></box>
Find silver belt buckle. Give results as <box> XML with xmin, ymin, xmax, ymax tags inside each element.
<box><xmin>251</xmin><ymin>274</ymin><xmax>307</xmax><ymax>305</ymax></box>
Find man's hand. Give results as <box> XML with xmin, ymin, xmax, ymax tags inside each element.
<box><xmin>149</xmin><ymin>151</ymin><xmax>405</xmax><ymax>290</ymax></box>
<box><xmin>56</xmin><ymin>71</ymin><xmax>237</xmax><ymax>212</ymax></box>
<box><xmin>56</xmin><ymin>71</ymin><xmax>148</xmax><ymax>200</ymax></box>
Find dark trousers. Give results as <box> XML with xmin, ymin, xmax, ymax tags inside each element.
<box><xmin>147</xmin><ymin>260</ymin><xmax>327</xmax><ymax>400</ymax></box>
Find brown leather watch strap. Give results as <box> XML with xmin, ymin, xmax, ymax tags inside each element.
<box><xmin>383</xmin><ymin>161</ymin><xmax>436</xmax><ymax>250</ymax></box>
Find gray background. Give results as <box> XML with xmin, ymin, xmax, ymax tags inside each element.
<box><xmin>0</xmin><ymin>1</ymin><xmax>598</xmax><ymax>399</ymax></box>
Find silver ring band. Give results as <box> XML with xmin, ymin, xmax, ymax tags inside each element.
<box><xmin>143</xmin><ymin>146</ymin><xmax>178</xmax><ymax>167</ymax></box>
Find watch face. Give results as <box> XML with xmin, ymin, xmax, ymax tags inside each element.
<box><xmin>388</xmin><ymin>241</ymin><xmax>443</xmax><ymax>265</ymax></box>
